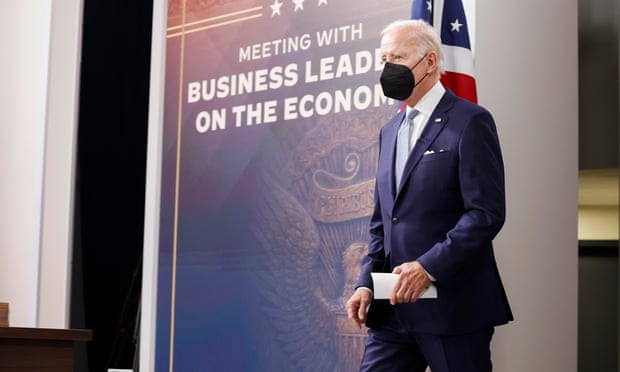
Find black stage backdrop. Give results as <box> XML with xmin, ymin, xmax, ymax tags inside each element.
<box><xmin>71</xmin><ymin>1</ymin><xmax>153</xmax><ymax>371</ymax></box>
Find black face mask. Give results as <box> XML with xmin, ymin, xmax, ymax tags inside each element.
<box><xmin>379</xmin><ymin>54</ymin><xmax>428</xmax><ymax>100</ymax></box>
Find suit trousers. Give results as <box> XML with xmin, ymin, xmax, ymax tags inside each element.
<box><xmin>360</xmin><ymin>319</ymin><xmax>494</xmax><ymax>372</ymax></box>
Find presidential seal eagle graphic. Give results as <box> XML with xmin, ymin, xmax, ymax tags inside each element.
<box><xmin>251</xmin><ymin>106</ymin><xmax>393</xmax><ymax>371</ymax></box>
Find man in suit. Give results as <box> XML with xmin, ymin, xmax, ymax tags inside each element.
<box><xmin>345</xmin><ymin>19</ymin><xmax>513</xmax><ymax>372</ymax></box>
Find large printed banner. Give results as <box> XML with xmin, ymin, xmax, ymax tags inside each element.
<box><xmin>157</xmin><ymin>0</ymin><xmax>408</xmax><ymax>370</ymax></box>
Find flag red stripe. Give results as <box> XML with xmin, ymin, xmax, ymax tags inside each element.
<box><xmin>441</xmin><ymin>71</ymin><xmax>477</xmax><ymax>103</ymax></box>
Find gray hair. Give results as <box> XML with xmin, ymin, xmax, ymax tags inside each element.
<box><xmin>381</xmin><ymin>19</ymin><xmax>445</xmax><ymax>74</ymax></box>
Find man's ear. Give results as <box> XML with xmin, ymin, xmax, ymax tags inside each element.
<box><xmin>425</xmin><ymin>50</ymin><xmax>438</xmax><ymax>73</ymax></box>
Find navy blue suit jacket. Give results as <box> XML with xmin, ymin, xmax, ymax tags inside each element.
<box><xmin>358</xmin><ymin>89</ymin><xmax>513</xmax><ymax>335</ymax></box>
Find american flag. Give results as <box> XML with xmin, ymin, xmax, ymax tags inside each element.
<box><xmin>411</xmin><ymin>0</ymin><xmax>477</xmax><ymax>103</ymax></box>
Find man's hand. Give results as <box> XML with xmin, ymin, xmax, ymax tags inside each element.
<box><xmin>390</xmin><ymin>261</ymin><xmax>431</xmax><ymax>305</ymax></box>
<box><xmin>345</xmin><ymin>288</ymin><xmax>373</xmax><ymax>329</ymax></box>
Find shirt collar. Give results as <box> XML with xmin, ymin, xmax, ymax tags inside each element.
<box><xmin>407</xmin><ymin>81</ymin><xmax>445</xmax><ymax>118</ymax></box>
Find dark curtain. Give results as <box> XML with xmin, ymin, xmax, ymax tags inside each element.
<box><xmin>71</xmin><ymin>1</ymin><xmax>153</xmax><ymax>371</ymax></box>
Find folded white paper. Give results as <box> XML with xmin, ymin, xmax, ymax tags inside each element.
<box><xmin>371</xmin><ymin>272</ymin><xmax>438</xmax><ymax>299</ymax></box>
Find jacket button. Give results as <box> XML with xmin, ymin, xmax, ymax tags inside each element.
<box><xmin>392</xmin><ymin>217</ymin><xmax>398</xmax><ymax>224</ymax></box>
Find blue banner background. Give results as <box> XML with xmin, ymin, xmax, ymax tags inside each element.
<box><xmin>157</xmin><ymin>1</ymin><xmax>408</xmax><ymax>370</ymax></box>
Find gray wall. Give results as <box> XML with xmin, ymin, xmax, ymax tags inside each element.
<box><xmin>477</xmin><ymin>1</ymin><xmax>579</xmax><ymax>370</ymax></box>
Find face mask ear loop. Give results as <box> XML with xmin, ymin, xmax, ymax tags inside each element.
<box><xmin>413</xmin><ymin>71</ymin><xmax>429</xmax><ymax>88</ymax></box>
<box><xmin>409</xmin><ymin>53</ymin><xmax>428</xmax><ymax>71</ymax></box>
<box><xmin>410</xmin><ymin>53</ymin><xmax>429</xmax><ymax>88</ymax></box>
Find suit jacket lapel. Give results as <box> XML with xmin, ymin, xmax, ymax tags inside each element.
<box><xmin>394</xmin><ymin>91</ymin><xmax>455</xmax><ymax>201</ymax></box>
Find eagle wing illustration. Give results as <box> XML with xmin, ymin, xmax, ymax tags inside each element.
<box><xmin>250</xmin><ymin>108</ymin><xmax>391</xmax><ymax>371</ymax></box>
<box><xmin>252</xmin><ymin>175</ymin><xmax>337</xmax><ymax>371</ymax></box>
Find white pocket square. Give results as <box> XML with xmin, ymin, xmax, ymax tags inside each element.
<box><xmin>424</xmin><ymin>149</ymin><xmax>448</xmax><ymax>155</ymax></box>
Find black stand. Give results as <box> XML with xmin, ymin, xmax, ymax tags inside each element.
<box><xmin>107</xmin><ymin>254</ymin><xmax>142</xmax><ymax>370</ymax></box>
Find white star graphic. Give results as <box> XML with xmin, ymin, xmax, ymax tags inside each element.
<box><xmin>293</xmin><ymin>0</ymin><xmax>305</xmax><ymax>11</ymax></box>
<box><xmin>318</xmin><ymin>0</ymin><xmax>328</xmax><ymax>6</ymax></box>
<box><xmin>426</xmin><ymin>0</ymin><xmax>432</xmax><ymax>12</ymax></box>
<box><xmin>270</xmin><ymin>0</ymin><xmax>283</xmax><ymax>16</ymax></box>
<box><xmin>450</xmin><ymin>18</ymin><xmax>463</xmax><ymax>32</ymax></box>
